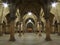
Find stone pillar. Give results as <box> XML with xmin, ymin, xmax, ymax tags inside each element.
<box><xmin>7</xmin><ymin>4</ymin><xmax>17</xmax><ymax>41</ymax></box>
<box><xmin>9</xmin><ymin>21</ymin><xmax>15</xmax><ymax>41</ymax></box>
<box><xmin>23</xmin><ymin>22</ymin><xmax>25</xmax><ymax>34</ymax></box>
<box><xmin>19</xmin><ymin>12</ymin><xmax>23</xmax><ymax>35</ymax></box>
<box><xmin>43</xmin><ymin>3</ymin><xmax>52</xmax><ymax>41</ymax></box>
<box><xmin>38</xmin><ymin>22</ymin><xmax>41</xmax><ymax>36</ymax></box>
<box><xmin>49</xmin><ymin>13</ymin><xmax>54</xmax><ymax>33</ymax></box>
<box><xmin>21</xmin><ymin>22</ymin><xmax>24</xmax><ymax>34</ymax></box>
<box><xmin>39</xmin><ymin>22</ymin><xmax>42</xmax><ymax>36</ymax></box>
<box><xmin>19</xmin><ymin>22</ymin><xmax>21</xmax><ymax>36</ymax></box>
<box><xmin>0</xmin><ymin>5</ymin><xmax>4</xmax><ymax>36</ymax></box>
<box><xmin>45</xmin><ymin>20</ymin><xmax>51</xmax><ymax>41</ymax></box>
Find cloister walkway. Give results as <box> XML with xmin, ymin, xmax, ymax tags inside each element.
<box><xmin>0</xmin><ymin>33</ymin><xmax>60</xmax><ymax>45</ymax></box>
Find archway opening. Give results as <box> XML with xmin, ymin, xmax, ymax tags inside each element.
<box><xmin>25</xmin><ymin>18</ymin><xmax>35</xmax><ymax>33</ymax></box>
<box><xmin>27</xmin><ymin>22</ymin><xmax>33</xmax><ymax>32</ymax></box>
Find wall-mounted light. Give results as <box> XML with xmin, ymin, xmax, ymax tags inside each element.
<box><xmin>28</xmin><ymin>20</ymin><xmax>32</xmax><ymax>22</ymax></box>
<box><xmin>2</xmin><ymin>3</ymin><xmax>8</xmax><ymax>8</ymax></box>
<box><xmin>52</xmin><ymin>2</ymin><xmax>57</xmax><ymax>7</ymax></box>
<box><xmin>28</xmin><ymin>12</ymin><xmax>32</xmax><ymax>15</ymax></box>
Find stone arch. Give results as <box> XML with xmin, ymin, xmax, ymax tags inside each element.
<box><xmin>22</xmin><ymin>13</ymin><xmax>38</xmax><ymax>32</ymax></box>
<box><xmin>25</xmin><ymin>18</ymin><xmax>35</xmax><ymax>24</ymax></box>
<box><xmin>25</xmin><ymin>18</ymin><xmax>35</xmax><ymax>31</ymax></box>
<box><xmin>23</xmin><ymin>12</ymin><xmax>37</xmax><ymax>23</ymax></box>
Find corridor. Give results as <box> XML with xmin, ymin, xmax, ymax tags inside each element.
<box><xmin>0</xmin><ymin>0</ymin><xmax>60</xmax><ymax>45</ymax></box>
<box><xmin>0</xmin><ymin>33</ymin><xmax>60</xmax><ymax>45</ymax></box>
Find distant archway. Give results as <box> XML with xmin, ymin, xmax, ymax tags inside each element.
<box><xmin>27</xmin><ymin>22</ymin><xmax>34</xmax><ymax>32</ymax></box>
<box><xmin>25</xmin><ymin>18</ymin><xmax>35</xmax><ymax>32</ymax></box>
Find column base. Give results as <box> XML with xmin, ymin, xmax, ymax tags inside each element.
<box><xmin>39</xmin><ymin>33</ymin><xmax>42</xmax><ymax>36</ymax></box>
<box><xmin>45</xmin><ymin>37</ymin><xmax>52</xmax><ymax>41</ymax></box>
<box><xmin>9</xmin><ymin>37</ymin><xmax>16</xmax><ymax>41</ymax></box>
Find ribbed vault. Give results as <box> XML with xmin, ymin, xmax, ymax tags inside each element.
<box><xmin>2</xmin><ymin>0</ymin><xmax>57</xmax><ymax>18</ymax></box>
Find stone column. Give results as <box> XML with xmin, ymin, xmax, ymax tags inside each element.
<box><xmin>34</xmin><ymin>22</ymin><xmax>37</xmax><ymax>33</ymax></box>
<box><xmin>37</xmin><ymin>22</ymin><xmax>41</xmax><ymax>36</ymax></box>
<box><xmin>45</xmin><ymin>20</ymin><xmax>51</xmax><ymax>41</ymax></box>
<box><xmin>19</xmin><ymin>11</ymin><xmax>23</xmax><ymax>35</ymax></box>
<box><xmin>9</xmin><ymin>21</ymin><xmax>15</xmax><ymax>41</ymax></box>
<box><xmin>23</xmin><ymin>22</ymin><xmax>25</xmax><ymax>34</ymax></box>
<box><xmin>38</xmin><ymin>17</ymin><xmax>41</xmax><ymax>36</ymax></box>
<box><xmin>22</xmin><ymin>23</ymin><xmax>24</xmax><ymax>34</ymax></box>
<box><xmin>43</xmin><ymin>3</ymin><xmax>52</xmax><ymax>41</ymax></box>
<box><xmin>0</xmin><ymin>5</ymin><xmax>4</xmax><ymax>36</ymax></box>
<box><xmin>8</xmin><ymin>4</ymin><xmax>17</xmax><ymax>41</ymax></box>
<box><xmin>19</xmin><ymin>22</ymin><xmax>21</xmax><ymax>36</ymax></box>
<box><xmin>49</xmin><ymin>13</ymin><xmax>54</xmax><ymax>33</ymax></box>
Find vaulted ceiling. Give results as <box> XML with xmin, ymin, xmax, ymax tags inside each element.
<box><xmin>2</xmin><ymin>0</ymin><xmax>58</xmax><ymax>18</ymax></box>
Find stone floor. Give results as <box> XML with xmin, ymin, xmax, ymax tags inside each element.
<box><xmin>0</xmin><ymin>33</ymin><xmax>60</xmax><ymax>45</ymax></box>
